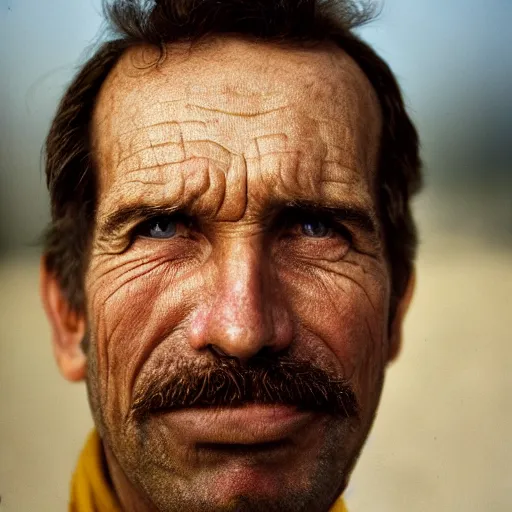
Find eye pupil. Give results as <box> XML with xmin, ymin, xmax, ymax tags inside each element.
<box><xmin>302</xmin><ymin>219</ymin><xmax>329</xmax><ymax>238</ymax></box>
<box><xmin>147</xmin><ymin>217</ymin><xmax>177</xmax><ymax>239</ymax></box>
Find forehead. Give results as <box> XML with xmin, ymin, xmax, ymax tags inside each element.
<box><xmin>91</xmin><ymin>37</ymin><xmax>382</xmax><ymax>215</ymax></box>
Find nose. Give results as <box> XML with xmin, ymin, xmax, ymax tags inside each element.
<box><xmin>188</xmin><ymin>239</ymin><xmax>293</xmax><ymax>362</ymax></box>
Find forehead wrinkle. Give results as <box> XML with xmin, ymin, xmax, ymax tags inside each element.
<box><xmin>92</xmin><ymin>38</ymin><xmax>382</xmax><ymax>227</ymax></box>
<box><xmin>98</xmin><ymin>151</ymin><xmax>251</xmax><ymax>224</ymax></box>
<box><xmin>189</xmin><ymin>103</ymin><xmax>289</xmax><ymax>118</ymax></box>
<box><xmin>99</xmin><ymin>37</ymin><xmax>380</xmax><ymax>130</ymax></box>
<box><xmin>116</xmin><ymin>120</ymin><xmax>208</xmax><ymax>162</ymax></box>
<box><xmin>101</xmin><ymin>157</ymin><xmax>218</xmax><ymax>213</ymax></box>
<box><xmin>98</xmin><ymin>146</ymin><xmax>373</xmax><ymax>229</ymax></box>
<box><xmin>120</xmin><ymin>92</ymin><xmax>289</xmax><ymax>131</ymax></box>
<box><xmin>243</xmin><ymin>146</ymin><xmax>372</xmax><ymax>216</ymax></box>
<box><xmin>98</xmin><ymin>60</ymin><xmax>376</xmax><ymax>160</ymax></box>
<box><xmin>115</xmin><ymin>139</ymin><xmax>235</xmax><ymax>177</ymax></box>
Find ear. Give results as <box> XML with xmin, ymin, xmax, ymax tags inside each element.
<box><xmin>40</xmin><ymin>257</ymin><xmax>87</xmax><ymax>381</ymax></box>
<box><xmin>388</xmin><ymin>269</ymin><xmax>416</xmax><ymax>362</ymax></box>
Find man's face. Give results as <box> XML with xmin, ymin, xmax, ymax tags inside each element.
<box><xmin>86</xmin><ymin>37</ymin><xmax>388</xmax><ymax>511</ymax></box>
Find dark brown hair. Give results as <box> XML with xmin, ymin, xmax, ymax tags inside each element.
<box><xmin>44</xmin><ymin>0</ymin><xmax>422</xmax><ymax>317</ymax></box>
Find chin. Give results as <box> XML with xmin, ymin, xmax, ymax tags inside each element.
<box><xmin>115</xmin><ymin>412</ymin><xmax>361</xmax><ymax>512</ymax></box>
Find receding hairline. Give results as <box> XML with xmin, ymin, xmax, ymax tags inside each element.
<box><xmin>102</xmin><ymin>34</ymin><xmax>381</xmax><ymax>93</ymax></box>
<box><xmin>89</xmin><ymin>33</ymin><xmax>383</xmax><ymax>208</ymax></box>
<box><xmin>90</xmin><ymin>35</ymin><xmax>383</xmax><ymax>152</ymax></box>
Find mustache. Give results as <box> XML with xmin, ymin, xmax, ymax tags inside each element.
<box><xmin>131</xmin><ymin>355</ymin><xmax>359</xmax><ymax>421</ymax></box>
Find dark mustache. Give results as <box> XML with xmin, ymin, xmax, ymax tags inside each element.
<box><xmin>131</xmin><ymin>355</ymin><xmax>359</xmax><ymax>420</ymax></box>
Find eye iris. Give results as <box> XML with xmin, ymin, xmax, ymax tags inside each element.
<box><xmin>302</xmin><ymin>219</ymin><xmax>329</xmax><ymax>238</ymax></box>
<box><xmin>149</xmin><ymin>218</ymin><xmax>177</xmax><ymax>238</ymax></box>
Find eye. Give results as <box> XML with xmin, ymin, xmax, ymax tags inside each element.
<box><xmin>138</xmin><ymin>216</ymin><xmax>178</xmax><ymax>239</ymax></box>
<box><xmin>277</xmin><ymin>208</ymin><xmax>352</xmax><ymax>261</ymax></box>
<box><xmin>301</xmin><ymin>218</ymin><xmax>331</xmax><ymax>238</ymax></box>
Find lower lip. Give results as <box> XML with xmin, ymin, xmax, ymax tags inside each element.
<box><xmin>155</xmin><ymin>404</ymin><xmax>318</xmax><ymax>445</ymax></box>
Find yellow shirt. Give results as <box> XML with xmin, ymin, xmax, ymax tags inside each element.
<box><xmin>70</xmin><ymin>430</ymin><xmax>347</xmax><ymax>512</ymax></box>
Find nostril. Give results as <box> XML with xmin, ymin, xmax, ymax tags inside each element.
<box><xmin>255</xmin><ymin>345</ymin><xmax>278</xmax><ymax>358</ymax></box>
<box><xmin>207</xmin><ymin>343</ymin><xmax>284</xmax><ymax>363</ymax></box>
<box><xmin>207</xmin><ymin>344</ymin><xmax>231</xmax><ymax>358</ymax></box>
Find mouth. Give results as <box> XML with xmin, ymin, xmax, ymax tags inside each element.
<box><xmin>153</xmin><ymin>404</ymin><xmax>321</xmax><ymax>447</ymax></box>
<box><xmin>196</xmin><ymin>439</ymin><xmax>291</xmax><ymax>457</ymax></box>
<box><xmin>144</xmin><ymin>404</ymin><xmax>335</xmax><ymax>497</ymax></box>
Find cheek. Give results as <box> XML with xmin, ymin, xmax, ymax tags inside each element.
<box><xmin>280</xmin><ymin>255</ymin><xmax>389</xmax><ymax>405</ymax></box>
<box><xmin>85</xmin><ymin>249</ymin><xmax>206</xmax><ymax>424</ymax></box>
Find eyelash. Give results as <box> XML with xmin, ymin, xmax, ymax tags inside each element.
<box><xmin>132</xmin><ymin>214</ymin><xmax>190</xmax><ymax>241</ymax></box>
<box><xmin>281</xmin><ymin>211</ymin><xmax>352</xmax><ymax>240</ymax></box>
<box><xmin>132</xmin><ymin>212</ymin><xmax>352</xmax><ymax>242</ymax></box>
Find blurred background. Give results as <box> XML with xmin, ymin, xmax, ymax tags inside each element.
<box><xmin>0</xmin><ymin>0</ymin><xmax>510</xmax><ymax>510</ymax></box>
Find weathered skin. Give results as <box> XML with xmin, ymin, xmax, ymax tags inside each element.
<box><xmin>83</xmin><ymin>37</ymin><xmax>392</xmax><ymax>511</ymax></box>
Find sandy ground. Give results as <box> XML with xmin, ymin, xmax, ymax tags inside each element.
<box><xmin>1</xmin><ymin>208</ymin><xmax>511</xmax><ymax>511</ymax></box>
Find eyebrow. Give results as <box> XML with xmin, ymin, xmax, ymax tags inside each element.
<box><xmin>98</xmin><ymin>199</ymin><xmax>379</xmax><ymax>240</ymax></box>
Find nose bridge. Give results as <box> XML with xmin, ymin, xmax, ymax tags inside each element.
<box><xmin>217</xmin><ymin>237</ymin><xmax>270</xmax><ymax>341</ymax></box>
<box><xmin>204</xmin><ymin>235</ymin><xmax>291</xmax><ymax>360</ymax></box>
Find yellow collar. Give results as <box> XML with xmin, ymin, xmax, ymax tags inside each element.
<box><xmin>70</xmin><ymin>430</ymin><xmax>347</xmax><ymax>512</ymax></box>
<box><xmin>70</xmin><ymin>430</ymin><xmax>120</xmax><ymax>511</ymax></box>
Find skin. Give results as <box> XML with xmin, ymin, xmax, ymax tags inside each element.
<box><xmin>42</xmin><ymin>37</ymin><xmax>414</xmax><ymax>511</ymax></box>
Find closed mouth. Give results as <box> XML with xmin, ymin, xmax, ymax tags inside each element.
<box><xmin>196</xmin><ymin>439</ymin><xmax>291</xmax><ymax>456</ymax></box>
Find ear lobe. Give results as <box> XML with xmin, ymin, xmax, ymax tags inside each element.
<box><xmin>40</xmin><ymin>258</ymin><xmax>87</xmax><ymax>382</ymax></box>
<box><xmin>388</xmin><ymin>269</ymin><xmax>416</xmax><ymax>362</ymax></box>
